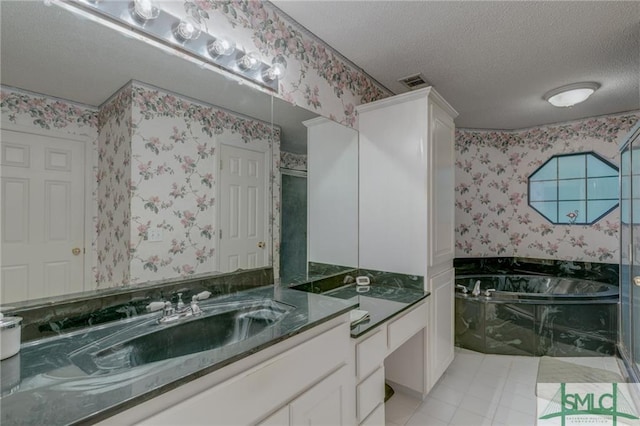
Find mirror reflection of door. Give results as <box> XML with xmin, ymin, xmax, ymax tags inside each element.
<box><xmin>218</xmin><ymin>143</ymin><xmax>269</xmax><ymax>272</ymax></box>
<box><xmin>1</xmin><ymin>129</ymin><xmax>86</xmax><ymax>303</ymax></box>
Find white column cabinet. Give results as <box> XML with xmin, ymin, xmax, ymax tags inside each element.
<box><xmin>357</xmin><ymin>87</ymin><xmax>458</xmax><ymax>392</ymax></box>
<box><xmin>428</xmin><ymin>268</ymin><xmax>455</xmax><ymax>386</ymax></box>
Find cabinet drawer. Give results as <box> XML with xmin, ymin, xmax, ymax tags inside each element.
<box><xmin>357</xmin><ymin>366</ymin><xmax>385</xmax><ymax>422</ymax></box>
<box><xmin>356</xmin><ymin>329</ymin><xmax>386</xmax><ymax>380</ymax></box>
<box><xmin>360</xmin><ymin>402</ymin><xmax>384</xmax><ymax>426</ymax></box>
<box><xmin>387</xmin><ymin>302</ymin><xmax>427</xmax><ymax>352</ymax></box>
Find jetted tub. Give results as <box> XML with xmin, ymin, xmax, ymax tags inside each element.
<box><xmin>455</xmin><ymin>274</ymin><xmax>618</xmax><ymax>357</ymax></box>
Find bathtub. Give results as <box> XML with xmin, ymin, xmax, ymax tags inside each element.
<box><xmin>455</xmin><ymin>274</ymin><xmax>618</xmax><ymax>357</ymax></box>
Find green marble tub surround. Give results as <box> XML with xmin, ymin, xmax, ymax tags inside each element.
<box><xmin>454</xmin><ymin>257</ymin><xmax>619</xmax><ymax>286</ymax></box>
<box><xmin>454</xmin><ymin>274</ymin><xmax>618</xmax><ymax>356</ymax></box>
<box><xmin>0</xmin><ymin>286</ymin><xmax>357</xmax><ymax>425</ymax></box>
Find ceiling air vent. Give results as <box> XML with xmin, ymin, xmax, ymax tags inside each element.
<box><xmin>398</xmin><ymin>73</ymin><xmax>430</xmax><ymax>90</ymax></box>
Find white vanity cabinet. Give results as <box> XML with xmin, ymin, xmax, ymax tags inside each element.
<box><xmin>357</xmin><ymin>87</ymin><xmax>458</xmax><ymax>392</ymax></box>
<box><xmin>353</xmin><ymin>300</ymin><xmax>429</xmax><ymax>425</ymax></box>
<box><xmin>98</xmin><ymin>314</ymin><xmax>355</xmax><ymax>426</ymax></box>
<box><xmin>260</xmin><ymin>364</ymin><xmax>352</xmax><ymax>426</ymax></box>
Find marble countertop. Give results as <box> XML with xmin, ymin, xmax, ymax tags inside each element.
<box><xmin>310</xmin><ymin>283</ymin><xmax>430</xmax><ymax>338</ymax></box>
<box><xmin>0</xmin><ymin>287</ymin><xmax>357</xmax><ymax>425</ymax></box>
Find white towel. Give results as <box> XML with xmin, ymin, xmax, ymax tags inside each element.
<box><xmin>350</xmin><ymin>309</ymin><xmax>370</xmax><ymax>325</ymax></box>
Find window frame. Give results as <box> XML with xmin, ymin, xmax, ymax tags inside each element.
<box><xmin>527</xmin><ymin>151</ymin><xmax>619</xmax><ymax>225</ymax></box>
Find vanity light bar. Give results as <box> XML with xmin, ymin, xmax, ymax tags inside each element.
<box><xmin>59</xmin><ymin>0</ymin><xmax>279</xmax><ymax>91</ymax></box>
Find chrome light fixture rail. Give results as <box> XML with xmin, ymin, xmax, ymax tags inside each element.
<box><xmin>50</xmin><ymin>0</ymin><xmax>285</xmax><ymax>91</ymax></box>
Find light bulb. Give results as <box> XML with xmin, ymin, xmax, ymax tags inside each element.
<box><xmin>208</xmin><ymin>38</ymin><xmax>235</xmax><ymax>57</ymax></box>
<box><xmin>237</xmin><ymin>51</ymin><xmax>260</xmax><ymax>71</ymax></box>
<box><xmin>262</xmin><ymin>55</ymin><xmax>287</xmax><ymax>81</ymax></box>
<box><xmin>132</xmin><ymin>0</ymin><xmax>159</xmax><ymax>22</ymax></box>
<box><xmin>173</xmin><ymin>17</ymin><xmax>201</xmax><ymax>41</ymax></box>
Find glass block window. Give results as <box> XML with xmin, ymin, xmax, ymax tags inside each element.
<box><xmin>528</xmin><ymin>152</ymin><xmax>619</xmax><ymax>224</ymax></box>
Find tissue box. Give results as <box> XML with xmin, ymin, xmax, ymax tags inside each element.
<box><xmin>0</xmin><ymin>315</ymin><xmax>22</xmax><ymax>360</ymax></box>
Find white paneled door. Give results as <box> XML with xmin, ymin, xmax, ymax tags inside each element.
<box><xmin>1</xmin><ymin>129</ymin><xmax>86</xmax><ymax>303</ymax></box>
<box><xmin>219</xmin><ymin>144</ymin><xmax>268</xmax><ymax>272</ymax></box>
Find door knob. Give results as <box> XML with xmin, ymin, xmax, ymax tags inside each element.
<box><xmin>257</xmin><ymin>242</ymin><xmax>265</xmax><ymax>248</ymax></box>
<box><xmin>634</xmin><ymin>276</ymin><xmax>640</xmax><ymax>287</ymax></box>
<box><xmin>72</xmin><ymin>247</ymin><xmax>82</xmax><ymax>256</ymax></box>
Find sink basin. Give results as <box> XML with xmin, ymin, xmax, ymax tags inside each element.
<box><xmin>69</xmin><ymin>299</ymin><xmax>293</xmax><ymax>374</ymax></box>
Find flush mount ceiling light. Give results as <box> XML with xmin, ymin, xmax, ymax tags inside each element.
<box><xmin>543</xmin><ymin>82</ymin><xmax>600</xmax><ymax>108</ymax></box>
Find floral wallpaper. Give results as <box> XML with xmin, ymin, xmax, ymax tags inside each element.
<box><xmin>3</xmin><ymin>83</ymin><xmax>282</xmax><ymax>289</ymax></box>
<box><xmin>128</xmin><ymin>82</ymin><xmax>281</xmax><ymax>284</ymax></box>
<box><xmin>0</xmin><ymin>87</ymin><xmax>98</xmax><ymax>131</ymax></box>
<box><xmin>96</xmin><ymin>87</ymin><xmax>133</xmax><ymax>287</ymax></box>
<box><xmin>455</xmin><ymin>112</ymin><xmax>640</xmax><ymax>264</ymax></box>
<box><xmin>0</xmin><ymin>86</ymin><xmax>101</xmax><ymax>289</ymax></box>
<box><xmin>280</xmin><ymin>151</ymin><xmax>307</xmax><ymax>171</ymax></box>
<box><xmin>158</xmin><ymin>1</ymin><xmax>392</xmax><ymax>127</ymax></box>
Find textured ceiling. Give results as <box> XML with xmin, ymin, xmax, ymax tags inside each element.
<box><xmin>272</xmin><ymin>1</ymin><xmax>640</xmax><ymax>130</ymax></box>
<box><xmin>2</xmin><ymin>2</ymin><xmax>638</xmax><ymax>137</ymax></box>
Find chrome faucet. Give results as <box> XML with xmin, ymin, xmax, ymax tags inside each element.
<box><xmin>472</xmin><ymin>280</ymin><xmax>482</xmax><ymax>297</ymax></box>
<box><xmin>146</xmin><ymin>291</ymin><xmax>212</xmax><ymax>324</ymax></box>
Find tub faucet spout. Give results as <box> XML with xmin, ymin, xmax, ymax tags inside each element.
<box><xmin>472</xmin><ymin>280</ymin><xmax>482</xmax><ymax>297</ymax></box>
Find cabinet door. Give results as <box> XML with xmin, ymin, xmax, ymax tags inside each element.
<box><xmin>258</xmin><ymin>406</ymin><xmax>290</xmax><ymax>426</ymax></box>
<box><xmin>428</xmin><ymin>268</ymin><xmax>455</xmax><ymax>390</ymax></box>
<box><xmin>428</xmin><ymin>101</ymin><xmax>456</xmax><ymax>269</ymax></box>
<box><xmin>290</xmin><ymin>365</ymin><xmax>353</xmax><ymax>426</ymax></box>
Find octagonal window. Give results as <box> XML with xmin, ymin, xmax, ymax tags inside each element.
<box><xmin>528</xmin><ymin>152</ymin><xmax>619</xmax><ymax>224</ymax></box>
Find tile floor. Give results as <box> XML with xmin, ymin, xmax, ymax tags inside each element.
<box><xmin>385</xmin><ymin>347</ymin><xmax>623</xmax><ymax>426</ymax></box>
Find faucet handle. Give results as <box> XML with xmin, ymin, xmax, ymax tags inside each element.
<box><xmin>484</xmin><ymin>288</ymin><xmax>496</xmax><ymax>297</ymax></box>
<box><xmin>163</xmin><ymin>300</ymin><xmax>175</xmax><ymax>316</ymax></box>
<box><xmin>455</xmin><ymin>284</ymin><xmax>469</xmax><ymax>294</ymax></box>
<box><xmin>190</xmin><ymin>295</ymin><xmax>203</xmax><ymax>315</ymax></box>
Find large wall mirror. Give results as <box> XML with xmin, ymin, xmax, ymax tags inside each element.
<box><xmin>0</xmin><ymin>1</ymin><xmax>358</xmax><ymax>306</ymax></box>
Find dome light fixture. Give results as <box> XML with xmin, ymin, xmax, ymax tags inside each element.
<box><xmin>543</xmin><ymin>82</ymin><xmax>600</xmax><ymax>108</ymax></box>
